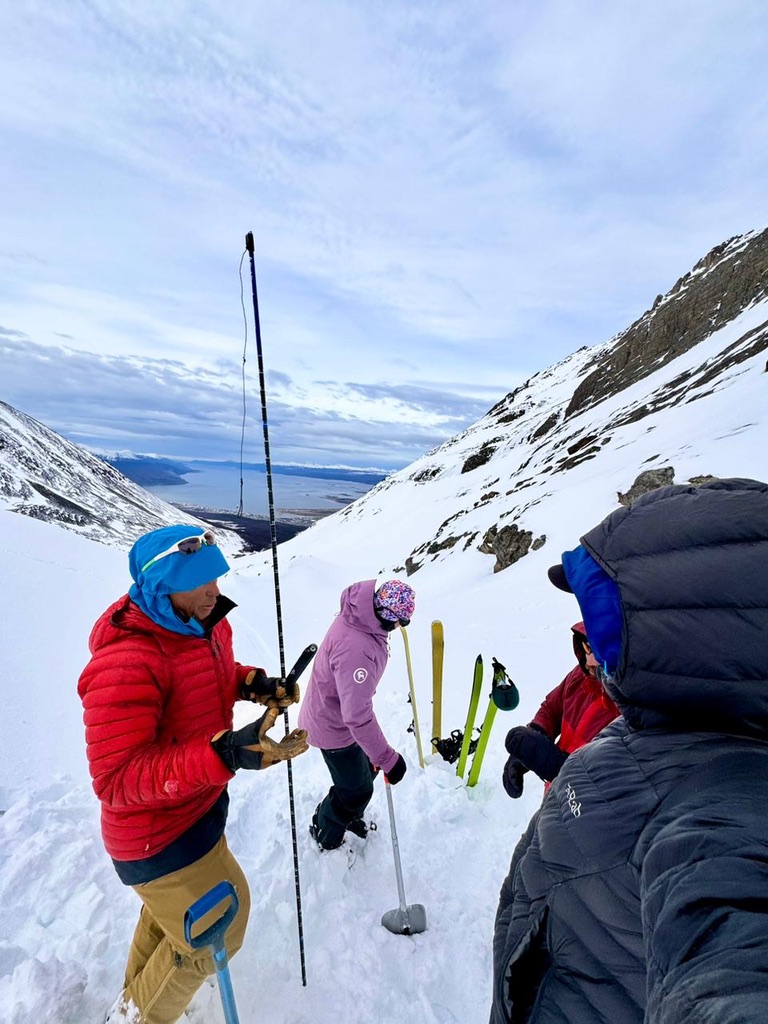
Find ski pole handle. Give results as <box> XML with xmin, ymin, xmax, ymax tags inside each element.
<box><xmin>491</xmin><ymin>657</ymin><xmax>520</xmax><ymax>711</ymax></box>
<box><xmin>284</xmin><ymin>643</ymin><xmax>318</xmax><ymax>698</ymax></box>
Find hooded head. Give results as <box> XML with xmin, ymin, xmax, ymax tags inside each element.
<box><xmin>128</xmin><ymin>525</ymin><xmax>231</xmax><ymax>636</ymax></box>
<box><xmin>373</xmin><ymin>580</ymin><xmax>416</xmax><ymax>631</ymax></box>
<box><xmin>549</xmin><ymin>478</ymin><xmax>768</xmax><ymax>736</ymax></box>
<box><xmin>549</xmin><ymin>548</ymin><xmax>623</xmax><ymax>679</ymax></box>
<box><xmin>570</xmin><ymin>621</ymin><xmax>590</xmax><ymax>672</ymax></box>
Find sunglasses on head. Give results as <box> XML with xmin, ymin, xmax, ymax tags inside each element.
<box><xmin>140</xmin><ymin>531</ymin><xmax>217</xmax><ymax>573</ymax></box>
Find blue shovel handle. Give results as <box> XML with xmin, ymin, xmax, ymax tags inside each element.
<box><xmin>184</xmin><ymin>880</ymin><xmax>241</xmax><ymax>1024</ymax></box>
<box><xmin>184</xmin><ymin>879</ymin><xmax>240</xmax><ymax>951</ymax></box>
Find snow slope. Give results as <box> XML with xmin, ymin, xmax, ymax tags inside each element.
<box><xmin>1</xmin><ymin>287</ymin><xmax>767</xmax><ymax>1023</ymax></box>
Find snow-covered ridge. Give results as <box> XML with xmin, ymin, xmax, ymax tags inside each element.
<box><xmin>0</xmin><ymin>401</ymin><xmax>226</xmax><ymax>549</ymax></box>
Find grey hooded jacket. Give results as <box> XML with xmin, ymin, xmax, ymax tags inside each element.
<box><xmin>491</xmin><ymin>479</ymin><xmax>768</xmax><ymax>1024</ymax></box>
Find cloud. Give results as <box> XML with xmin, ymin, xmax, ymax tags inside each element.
<box><xmin>0</xmin><ymin>0</ymin><xmax>766</xmax><ymax>470</ymax></box>
<box><xmin>0</xmin><ymin>335</ymin><xmax>489</xmax><ymax>468</ymax></box>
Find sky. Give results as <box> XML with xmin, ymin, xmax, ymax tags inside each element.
<box><xmin>1</xmin><ymin>275</ymin><xmax>767</xmax><ymax>1022</ymax></box>
<box><xmin>1</xmin><ymin>1</ymin><xmax>767</xmax><ymax>470</ymax></box>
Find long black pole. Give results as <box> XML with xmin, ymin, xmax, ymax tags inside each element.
<box><xmin>244</xmin><ymin>231</ymin><xmax>307</xmax><ymax>986</ymax></box>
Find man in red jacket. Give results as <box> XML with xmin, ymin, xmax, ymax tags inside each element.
<box><xmin>502</xmin><ymin>622</ymin><xmax>619</xmax><ymax>798</ymax></box>
<box><xmin>78</xmin><ymin>525</ymin><xmax>308</xmax><ymax>1024</ymax></box>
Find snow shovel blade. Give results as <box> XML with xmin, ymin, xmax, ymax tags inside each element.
<box><xmin>381</xmin><ymin>903</ymin><xmax>427</xmax><ymax>935</ymax></box>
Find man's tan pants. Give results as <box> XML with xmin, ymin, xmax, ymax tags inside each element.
<box><xmin>122</xmin><ymin>836</ymin><xmax>251</xmax><ymax>1024</ymax></box>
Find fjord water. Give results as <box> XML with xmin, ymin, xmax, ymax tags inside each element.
<box><xmin>144</xmin><ymin>462</ymin><xmax>378</xmax><ymax>515</ymax></box>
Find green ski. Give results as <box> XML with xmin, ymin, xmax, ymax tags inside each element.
<box><xmin>431</xmin><ymin>620</ymin><xmax>444</xmax><ymax>754</ymax></box>
<box><xmin>467</xmin><ymin>658</ymin><xmax>519</xmax><ymax>787</ymax></box>
<box><xmin>400</xmin><ymin>624</ymin><xmax>425</xmax><ymax>768</ymax></box>
<box><xmin>456</xmin><ymin>655</ymin><xmax>483</xmax><ymax>779</ymax></box>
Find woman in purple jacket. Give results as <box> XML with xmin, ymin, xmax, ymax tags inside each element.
<box><xmin>298</xmin><ymin>579</ymin><xmax>415</xmax><ymax>850</ymax></box>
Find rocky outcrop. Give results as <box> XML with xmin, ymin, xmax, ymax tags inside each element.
<box><xmin>566</xmin><ymin>228</ymin><xmax>768</xmax><ymax>418</ymax></box>
<box><xmin>617</xmin><ymin>467</ymin><xmax>675</xmax><ymax>506</ymax></box>
<box><xmin>478</xmin><ymin>523</ymin><xmax>545</xmax><ymax>573</ymax></box>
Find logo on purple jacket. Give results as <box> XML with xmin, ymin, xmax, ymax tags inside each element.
<box><xmin>353</xmin><ymin>667</ymin><xmax>369</xmax><ymax>684</ymax></box>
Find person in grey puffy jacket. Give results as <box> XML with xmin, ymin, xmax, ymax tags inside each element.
<box><xmin>491</xmin><ymin>478</ymin><xmax>768</xmax><ymax>1024</ymax></box>
<box><xmin>298</xmin><ymin>579</ymin><xmax>415</xmax><ymax>850</ymax></box>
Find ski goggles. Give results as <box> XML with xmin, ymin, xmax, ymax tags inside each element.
<box><xmin>140</xmin><ymin>531</ymin><xmax>217</xmax><ymax>573</ymax></box>
<box><xmin>375</xmin><ymin>611</ymin><xmax>411</xmax><ymax>630</ymax></box>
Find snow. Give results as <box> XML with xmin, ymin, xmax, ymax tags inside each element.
<box><xmin>1</xmin><ymin>300</ymin><xmax>767</xmax><ymax>1023</ymax></box>
<box><xmin>0</xmin><ymin>508</ymin><xmax>541</xmax><ymax>1024</ymax></box>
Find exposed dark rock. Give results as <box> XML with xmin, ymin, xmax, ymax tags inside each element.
<box><xmin>495</xmin><ymin>408</ymin><xmax>526</xmax><ymax>425</ymax></box>
<box><xmin>412</xmin><ymin>465</ymin><xmax>442</xmax><ymax>483</ymax></box>
<box><xmin>404</xmin><ymin>556</ymin><xmax>422</xmax><ymax>576</ymax></box>
<box><xmin>617</xmin><ymin>468</ymin><xmax>675</xmax><ymax>506</ymax></box>
<box><xmin>460</xmin><ymin>440</ymin><xmax>495</xmax><ymax>471</ymax></box>
<box><xmin>532</xmin><ymin>535</ymin><xmax>546</xmax><ymax>551</ymax></box>
<box><xmin>553</xmin><ymin>444</ymin><xmax>603</xmax><ymax>473</ymax></box>
<box><xmin>426</xmin><ymin>534</ymin><xmax>463</xmax><ymax>555</ymax></box>
<box><xmin>565</xmin><ymin>228</ymin><xmax>768</xmax><ymax>418</ymax></box>
<box><xmin>529</xmin><ymin>411</ymin><xmax>560</xmax><ymax>443</ymax></box>
<box><xmin>566</xmin><ymin>433</ymin><xmax>599</xmax><ymax>456</ymax></box>
<box><xmin>473</xmin><ymin>490</ymin><xmax>500</xmax><ymax>508</ymax></box>
<box><xmin>461</xmin><ymin>440</ymin><xmax>500</xmax><ymax>474</ymax></box>
<box><xmin>603</xmin><ymin>318</ymin><xmax>768</xmax><ymax>433</ymax></box>
<box><xmin>478</xmin><ymin>523</ymin><xmax>534</xmax><ymax>573</ymax></box>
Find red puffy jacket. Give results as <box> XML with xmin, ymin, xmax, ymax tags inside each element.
<box><xmin>77</xmin><ymin>595</ymin><xmax>253</xmax><ymax>861</ymax></box>
<box><xmin>531</xmin><ymin>621</ymin><xmax>619</xmax><ymax>754</ymax></box>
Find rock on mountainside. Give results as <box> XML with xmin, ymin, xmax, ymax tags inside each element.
<box><xmin>0</xmin><ymin>401</ymin><xmax>228</xmax><ymax>550</ymax></box>
<box><xmin>565</xmin><ymin>227</ymin><xmax>768</xmax><ymax>417</ymax></box>
<box><xmin>282</xmin><ymin>226</ymin><xmax>767</xmax><ymax>583</ymax></box>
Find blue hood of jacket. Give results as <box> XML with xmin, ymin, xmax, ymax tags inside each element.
<box><xmin>128</xmin><ymin>525</ymin><xmax>231</xmax><ymax>636</ymax></box>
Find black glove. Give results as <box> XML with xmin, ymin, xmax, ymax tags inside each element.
<box><xmin>240</xmin><ymin>669</ymin><xmax>299</xmax><ymax>709</ymax></box>
<box><xmin>384</xmin><ymin>753</ymin><xmax>407</xmax><ymax>785</ymax></box>
<box><xmin>504</xmin><ymin>726</ymin><xmax>568</xmax><ymax>783</ymax></box>
<box><xmin>212</xmin><ymin>706</ymin><xmax>308</xmax><ymax>772</ymax></box>
<box><xmin>502</xmin><ymin>756</ymin><xmax>527</xmax><ymax>799</ymax></box>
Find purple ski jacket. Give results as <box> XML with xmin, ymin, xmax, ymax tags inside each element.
<box><xmin>298</xmin><ymin>580</ymin><xmax>398</xmax><ymax>773</ymax></box>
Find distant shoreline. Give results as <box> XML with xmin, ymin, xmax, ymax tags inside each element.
<box><xmin>170</xmin><ymin>504</ymin><xmax>336</xmax><ymax>554</ymax></box>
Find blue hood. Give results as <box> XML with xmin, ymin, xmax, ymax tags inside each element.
<box><xmin>128</xmin><ymin>525</ymin><xmax>231</xmax><ymax>636</ymax></box>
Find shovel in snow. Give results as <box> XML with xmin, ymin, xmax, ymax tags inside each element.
<box><xmin>184</xmin><ymin>880</ymin><xmax>241</xmax><ymax>1024</ymax></box>
<box><xmin>381</xmin><ymin>777</ymin><xmax>427</xmax><ymax>936</ymax></box>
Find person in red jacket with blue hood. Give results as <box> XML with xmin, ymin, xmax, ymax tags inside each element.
<box><xmin>299</xmin><ymin>579</ymin><xmax>415</xmax><ymax>851</ymax></box>
<box><xmin>501</xmin><ymin>622</ymin><xmax>619</xmax><ymax>798</ymax></box>
<box><xmin>78</xmin><ymin>525</ymin><xmax>308</xmax><ymax>1024</ymax></box>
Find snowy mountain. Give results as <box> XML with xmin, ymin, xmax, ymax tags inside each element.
<box><xmin>0</xmin><ymin>402</ymin><xmax>231</xmax><ymax>549</ymax></box>
<box><xmin>1</xmin><ymin>227</ymin><xmax>767</xmax><ymax>1024</ymax></box>
<box><xmin>320</xmin><ymin>226</ymin><xmax>768</xmax><ymax>584</ymax></box>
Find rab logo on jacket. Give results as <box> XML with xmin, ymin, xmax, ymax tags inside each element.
<box><xmin>353</xmin><ymin>667</ymin><xmax>369</xmax><ymax>684</ymax></box>
<box><xmin>565</xmin><ymin>782</ymin><xmax>582</xmax><ymax>818</ymax></box>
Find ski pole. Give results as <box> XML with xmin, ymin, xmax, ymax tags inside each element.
<box><xmin>244</xmin><ymin>231</ymin><xmax>307</xmax><ymax>986</ymax></box>
<box><xmin>456</xmin><ymin>655</ymin><xmax>483</xmax><ymax>779</ymax></box>
<box><xmin>399</xmin><ymin>624</ymin><xmax>425</xmax><ymax>767</ymax></box>
<box><xmin>380</xmin><ymin>778</ymin><xmax>427</xmax><ymax>936</ymax></box>
<box><xmin>467</xmin><ymin>658</ymin><xmax>519</xmax><ymax>787</ymax></box>
<box><xmin>184</xmin><ymin>880</ymin><xmax>242</xmax><ymax>1024</ymax></box>
<box><xmin>431</xmin><ymin>620</ymin><xmax>444</xmax><ymax>753</ymax></box>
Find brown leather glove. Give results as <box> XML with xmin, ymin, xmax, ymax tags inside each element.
<box><xmin>240</xmin><ymin>669</ymin><xmax>300</xmax><ymax>710</ymax></box>
<box><xmin>212</xmin><ymin>706</ymin><xmax>309</xmax><ymax>771</ymax></box>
